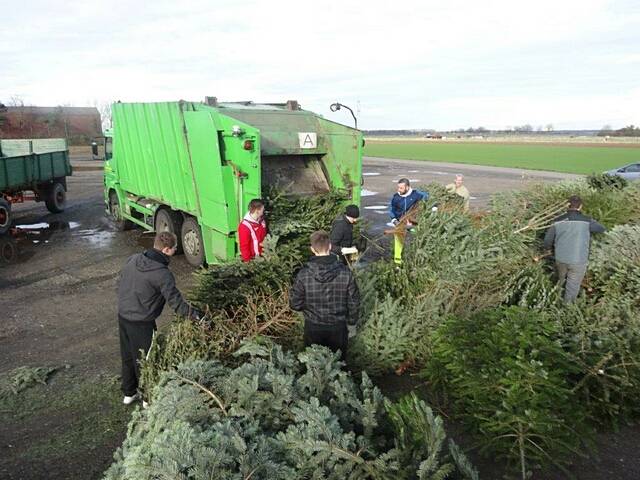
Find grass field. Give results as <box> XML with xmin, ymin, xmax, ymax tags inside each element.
<box><xmin>364</xmin><ymin>140</ymin><xmax>640</xmax><ymax>174</ymax></box>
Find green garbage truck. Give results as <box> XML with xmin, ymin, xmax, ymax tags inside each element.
<box><xmin>103</xmin><ymin>99</ymin><xmax>362</xmax><ymax>266</ymax></box>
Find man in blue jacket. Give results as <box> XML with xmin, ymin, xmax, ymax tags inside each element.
<box><xmin>388</xmin><ymin>178</ymin><xmax>429</xmax><ymax>226</ymax></box>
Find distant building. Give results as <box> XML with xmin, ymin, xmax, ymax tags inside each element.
<box><xmin>0</xmin><ymin>106</ymin><xmax>102</xmax><ymax>145</ymax></box>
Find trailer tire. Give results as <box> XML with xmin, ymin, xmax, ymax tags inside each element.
<box><xmin>0</xmin><ymin>236</ymin><xmax>18</xmax><ymax>264</ymax></box>
<box><xmin>155</xmin><ymin>208</ymin><xmax>183</xmax><ymax>253</ymax></box>
<box><xmin>45</xmin><ymin>181</ymin><xmax>66</xmax><ymax>213</ymax></box>
<box><xmin>0</xmin><ymin>198</ymin><xmax>11</xmax><ymax>235</ymax></box>
<box><xmin>181</xmin><ymin>217</ymin><xmax>204</xmax><ymax>267</ymax></box>
<box><xmin>109</xmin><ymin>191</ymin><xmax>133</xmax><ymax>231</ymax></box>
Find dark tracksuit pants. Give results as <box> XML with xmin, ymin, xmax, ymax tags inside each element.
<box><xmin>304</xmin><ymin>321</ymin><xmax>348</xmax><ymax>359</ymax></box>
<box><xmin>118</xmin><ymin>316</ymin><xmax>156</xmax><ymax>396</ymax></box>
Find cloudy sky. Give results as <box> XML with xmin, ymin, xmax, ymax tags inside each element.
<box><xmin>1</xmin><ymin>0</ymin><xmax>639</xmax><ymax>130</ymax></box>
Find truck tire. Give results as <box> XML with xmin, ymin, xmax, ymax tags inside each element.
<box><xmin>155</xmin><ymin>208</ymin><xmax>183</xmax><ymax>253</ymax></box>
<box><xmin>0</xmin><ymin>236</ymin><xmax>18</xmax><ymax>264</ymax></box>
<box><xmin>0</xmin><ymin>198</ymin><xmax>11</xmax><ymax>235</ymax></box>
<box><xmin>108</xmin><ymin>191</ymin><xmax>133</xmax><ymax>231</ymax></box>
<box><xmin>45</xmin><ymin>181</ymin><xmax>67</xmax><ymax>213</ymax></box>
<box><xmin>181</xmin><ymin>216</ymin><xmax>204</xmax><ymax>267</ymax></box>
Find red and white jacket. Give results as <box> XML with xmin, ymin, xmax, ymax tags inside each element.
<box><xmin>238</xmin><ymin>213</ymin><xmax>267</xmax><ymax>262</ymax></box>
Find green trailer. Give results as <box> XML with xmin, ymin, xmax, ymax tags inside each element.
<box><xmin>0</xmin><ymin>140</ymin><xmax>72</xmax><ymax>234</ymax></box>
<box><xmin>103</xmin><ymin>99</ymin><xmax>363</xmax><ymax>266</ymax></box>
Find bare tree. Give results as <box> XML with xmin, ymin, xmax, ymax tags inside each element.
<box><xmin>7</xmin><ymin>95</ymin><xmax>28</xmax><ymax>131</ymax></box>
<box><xmin>92</xmin><ymin>100</ymin><xmax>113</xmax><ymax>132</ymax></box>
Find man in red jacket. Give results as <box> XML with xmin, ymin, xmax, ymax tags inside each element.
<box><xmin>238</xmin><ymin>199</ymin><xmax>267</xmax><ymax>262</ymax></box>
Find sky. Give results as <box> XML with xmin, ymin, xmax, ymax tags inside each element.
<box><xmin>1</xmin><ymin>0</ymin><xmax>639</xmax><ymax>130</ymax></box>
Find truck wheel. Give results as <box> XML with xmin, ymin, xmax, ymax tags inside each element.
<box><xmin>0</xmin><ymin>236</ymin><xmax>18</xmax><ymax>264</ymax></box>
<box><xmin>155</xmin><ymin>208</ymin><xmax>183</xmax><ymax>253</ymax></box>
<box><xmin>0</xmin><ymin>198</ymin><xmax>11</xmax><ymax>235</ymax></box>
<box><xmin>181</xmin><ymin>217</ymin><xmax>204</xmax><ymax>267</ymax></box>
<box><xmin>45</xmin><ymin>181</ymin><xmax>66</xmax><ymax>213</ymax></box>
<box><xmin>109</xmin><ymin>191</ymin><xmax>133</xmax><ymax>231</ymax></box>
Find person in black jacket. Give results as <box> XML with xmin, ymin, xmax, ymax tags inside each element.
<box><xmin>290</xmin><ymin>230</ymin><xmax>360</xmax><ymax>358</ymax></box>
<box><xmin>329</xmin><ymin>204</ymin><xmax>360</xmax><ymax>263</ymax></box>
<box><xmin>117</xmin><ymin>231</ymin><xmax>202</xmax><ymax>405</ymax></box>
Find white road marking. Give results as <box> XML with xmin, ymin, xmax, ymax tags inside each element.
<box><xmin>361</xmin><ymin>189</ymin><xmax>378</xmax><ymax>197</ymax></box>
<box><xmin>16</xmin><ymin>223</ymin><xmax>49</xmax><ymax>229</ymax></box>
<box><xmin>362</xmin><ymin>172</ymin><xmax>381</xmax><ymax>176</ymax></box>
<box><xmin>364</xmin><ymin>205</ymin><xmax>387</xmax><ymax>210</ymax></box>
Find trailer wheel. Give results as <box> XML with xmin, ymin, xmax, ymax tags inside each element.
<box><xmin>45</xmin><ymin>181</ymin><xmax>67</xmax><ymax>213</ymax></box>
<box><xmin>109</xmin><ymin>191</ymin><xmax>133</xmax><ymax>231</ymax></box>
<box><xmin>0</xmin><ymin>236</ymin><xmax>18</xmax><ymax>264</ymax></box>
<box><xmin>181</xmin><ymin>217</ymin><xmax>204</xmax><ymax>267</ymax></box>
<box><xmin>0</xmin><ymin>198</ymin><xmax>11</xmax><ymax>235</ymax></box>
<box><xmin>155</xmin><ymin>208</ymin><xmax>183</xmax><ymax>253</ymax></box>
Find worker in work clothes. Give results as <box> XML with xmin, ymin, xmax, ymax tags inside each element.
<box><xmin>238</xmin><ymin>198</ymin><xmax>267</xmax><ymax>262</ymax></box>
<box><xmin>290</xmin><ymin>230</ymin><xmax>360</xmax><ymax>359</ymax></box>
<box><xmin>117</xmin><ymin>231</ymin><xmax>203</xmax><ymax>406</ymax></box>
<box><xmin>445</xmin><ymin>174</ymin><xmax>471</xmax><ymax>211</ymax></box>
<box><xmin>388</xmin><ymin>178</ymin><xmax>429</xmax><ymax>226</ymax></box>
<box><xmin>329</xmin><ymin>204</ymin><xmax>360</xmax><ymax>263</ymax></box>
<box><xmin>543</xmin><ymin>195</ymin><xmax>606</xmax><ymax>303</ymax></box>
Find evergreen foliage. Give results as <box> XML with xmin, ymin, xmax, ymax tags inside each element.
<box><xmin>586</xmin><ymin>172</ymin><xmax>628</xmax><ymax>191</ymax></box>
<box><xmin>0</xmin><ymin>365</ymin><xmax>57</xmax><ymax>396</ymax></box>
<box><xmin>423</xmin><ymin>307</ymin><xmax>586</xmax><ymax>478</ymax></box>
<box><xmin>588</xmin><ymin>225</ymin><xmax>640</xmax><ymax>306</ymax></box>
<box><xmin>106</xmin><ymin>342</ymin><xmax>477</xmax><ymax>480</ymax></box>
<box><xmin>351</xmin><ymin>178</ymin><xmax>640</xmax><ymax>477</ymax></box>
<box><xmin>559</xmin><ymin>300</ymin><xmax>640</xmax><ymax>425</ymax></box>
<box><xmin>139</xmin><ymin>190</ymin><xmax>348</xmax><ymax>397</ymax></box>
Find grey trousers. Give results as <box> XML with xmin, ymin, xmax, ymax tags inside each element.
<box><xmin>556</xmin><ymin>262</ymin><xmax>588</xmax><ymax>303</ymax></box>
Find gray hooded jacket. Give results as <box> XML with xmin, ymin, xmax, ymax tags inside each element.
<box><xmin>117</xmin><ymin>249</ymin><xmax>193</xmax><ymax>322</ymax></box>
<box><xmin>543</xmin><ymin>210</ymin><xmax>606</xmax><ymax>265</ymax></box>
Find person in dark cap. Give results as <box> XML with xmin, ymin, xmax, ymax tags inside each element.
<box><xmin>329</xmin><ymin>204</ymin><xmax>360</xmax><ymax>263</ymax></box>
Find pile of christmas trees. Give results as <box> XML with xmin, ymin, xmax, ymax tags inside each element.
<box><xmin>106</xmin><ymin>341</ymin><xmax>478</xmax><ymax>480</ymax></box>
<box><xmin>110</xmin><ymin>177</ymin><xmax>640</xmax><ymax>479</ymax></box>
<box><xmin>350</xmin><ymin>179</ymin><xmax>640</xmax><ymax>477</ymax></box>
<box><xmin>140</xmin><ymin>190</ymin><xmax>348</xmax><ymax>397</ymax></box>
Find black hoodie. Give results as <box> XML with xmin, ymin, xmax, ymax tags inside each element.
<box><xmin>289</xmin><ymin>255</ymin><xmax>360</xmax><ymax>327</ymax></box>
<box><xmin>117</xmin><ymin>249</ymin><xmax>194</xmax><ymax>322</ymax></box>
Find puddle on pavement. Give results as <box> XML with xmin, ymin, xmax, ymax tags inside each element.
<box><xmin>1</xmin><ymin>220</ymin><xmax>119</xmax><ymax>265</ymax></box>
<box><xmin>74</xmin><ymin>228</ymin><xmax>116</xmax><ymax>248</ymax></box>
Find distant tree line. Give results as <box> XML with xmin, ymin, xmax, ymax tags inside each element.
<box><xmin>597</xmin><ymin>125</ymin><xmax>640</xmax><ymax>137</ymax></box>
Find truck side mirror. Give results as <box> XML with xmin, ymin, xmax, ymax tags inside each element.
<box><xmin>91</xmin><ymin>143</ymin><xmax>99</xmax><ymax>157</ymax></box>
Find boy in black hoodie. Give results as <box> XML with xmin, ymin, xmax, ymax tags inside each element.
<box><xmin>117</xmin><ymin>231</ymin><xmax>202</xmax><ymax>405</ymax></box>
<box><xmin>290</xmin><ymin>230</ymin><xmax>360</xmax><ymax>358</ymax></box>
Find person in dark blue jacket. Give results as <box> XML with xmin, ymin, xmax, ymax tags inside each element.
<box><xmin>388</xmin><ymin>178</ymin><xmax>428</xmax><ymax>226</ymax></box>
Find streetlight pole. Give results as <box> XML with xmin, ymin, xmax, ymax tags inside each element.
<box><xmin>330</xmin><ymin>102</ymin><xmax>358</xmax><ymax>130</ymax></box>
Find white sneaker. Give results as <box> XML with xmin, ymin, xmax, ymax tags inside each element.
<box><xmin>123</xmin><ymin>394</ymin><xmax>139</xmax><ymax>405</ymax></box>
<box><xmin>142</xmin><ymin>400</ymin><xmax>149</xmax><ymax>409</ymax></box>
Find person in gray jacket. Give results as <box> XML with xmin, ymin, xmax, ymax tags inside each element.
<box><xmin>543</xmin><ymin>195</ymin><xmax>606</xmax><ymax>303</ymax></box>
<box><xmin>117</xmin><ymin>231</ymin><xmax>202</xmax><ymax>405</ymax></box>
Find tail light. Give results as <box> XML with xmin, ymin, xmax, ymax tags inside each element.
<box><xmin>243</xmin><ymin>139</ymin><xmax>254</xmax><ymax>151</ymax></box>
